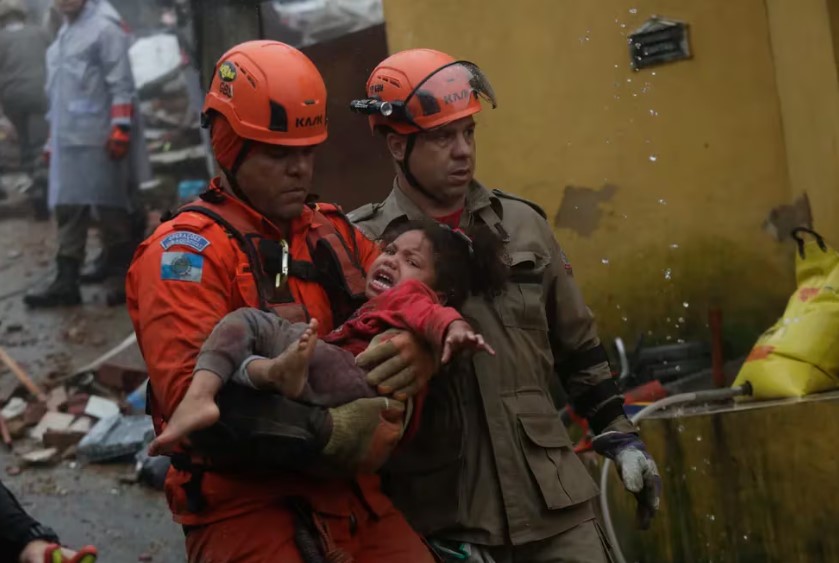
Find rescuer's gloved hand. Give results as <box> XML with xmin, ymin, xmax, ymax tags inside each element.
<box><xmin>323</xmin><ymin>397</ymin><xmax>405</xmax><ymax>473</ymax></box>
<box><xmin>357</xmin><ymin>329</ymin><xmax>437</xmax><ymax>401</ymax></box>
<box><xmin>592</xmin><ymin>431</ymin><xmax>661</xmax><ymax>529</ymax></box>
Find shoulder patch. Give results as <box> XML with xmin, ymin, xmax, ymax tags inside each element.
<box><xmin>160</xmin><ymin>231</ymin><xmax>211</xmax><ymax>253</ymax></box>
<box><xmin>346</xmin><ymin>203</ymin><xmax>382</xmax><ymax>224</ymax></box>
<box><xmin>492</xmin><ymin>189</ymin><xmax>547</xmax><ymax>220</ymax></box>
<box><xmin>161</xmin><ymin>252</ymin><xmax>204</xmax><ymax>283</ymax></box>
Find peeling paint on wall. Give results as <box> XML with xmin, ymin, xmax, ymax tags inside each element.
<box><xmin>554</xmin><ymin>184</ymin><xmax>618</xmax><ymax>236</ymax></box>
<box><xmin>763</xmin><ymin>193</ymin><xmax>812</xmax><ymax>242</ymax></box>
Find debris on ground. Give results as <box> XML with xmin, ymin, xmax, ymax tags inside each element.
<box><xmin>77</xmin><ymin>415</ymin><xmax>154</xmax><ymax>463</ymax></box>
<box><xmin>21</xmin><ymin>447</ymin><xmax>59</xmax><ymax>466</ymax></box>
<box><xmin>84</xmin><ymin>395</ymin><xmax>121</xmax><ymax>420</ymax></box>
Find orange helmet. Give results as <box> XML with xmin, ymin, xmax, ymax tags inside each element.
<box><xmin>350</xmin><ymin>48</ymin><xmax>496</xmax><ymax>135</ymax></box>
<box><xmin>203</xmin><ymin>40</ymin><xmax>327</xmax><ymax>146</ymax></box>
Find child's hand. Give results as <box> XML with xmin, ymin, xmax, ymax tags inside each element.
<box><xmin>441</xmin><ymin>320</ymin><xmax>495</xmax><ymax>364</ymax></box>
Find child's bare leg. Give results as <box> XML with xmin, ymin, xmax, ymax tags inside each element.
<box><xmin>148</xmin><ymin>370</ymin><xmax>222</xmax><ymax>456</ymax></box>
<box><xmin>247</xmin><ymin>318</ymin><xmax>319</xmax><ymax>397</ymax></box>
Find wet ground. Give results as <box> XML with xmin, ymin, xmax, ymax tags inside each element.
<box><xmin>0</xmin><ymin>214</ymin><xmax>185</xmax><ymax>561</ymax></box>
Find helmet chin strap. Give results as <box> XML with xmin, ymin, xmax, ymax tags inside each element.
<box><xmin>221</xmin><ymin>139</ymin><xmax>255</xmax><ymax>207</ymax></box>
<box><xmin>398</xmin><ymin>133</ymin><xmax>446</xmax><ymax>205</ymax></box>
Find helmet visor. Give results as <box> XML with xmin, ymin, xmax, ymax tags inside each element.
<box><xmin>402</xmin><ymin>61</ymin><xmax>497</xmax><ymax>130</ymax></box>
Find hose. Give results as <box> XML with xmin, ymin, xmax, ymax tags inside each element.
<box><xmin>599</xmin><ymin>384</ymin><xmax>752</xmax><ymax>563</ymax></box>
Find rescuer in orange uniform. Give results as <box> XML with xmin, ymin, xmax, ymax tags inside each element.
<box><xmin>126</xmin><ymin>40</ymin><xmax>437</xmax><ymax>562</ymax></box>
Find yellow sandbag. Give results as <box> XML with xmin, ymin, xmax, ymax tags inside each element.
<box><xmin>733</xmin><ymin>228</ymin><xmax>839</xmax><ymax>400</ymax></box>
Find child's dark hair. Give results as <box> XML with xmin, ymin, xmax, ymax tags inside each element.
<box><xmin>381</xmin><ymin>219</ymin><xmax>509</xmax><ymax>308</ymax></box>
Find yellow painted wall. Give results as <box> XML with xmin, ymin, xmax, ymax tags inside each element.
<box><xmin>766</xmin><ymin>0</ymin><xmax>839</xmax><ymax>245</ymax></box>
<box><xmin>382</xmin><ymin>0</ymin><xmax>816</xmax><ymax>350</ymax></box>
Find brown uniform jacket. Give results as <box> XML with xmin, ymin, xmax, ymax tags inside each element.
<box><xmin>350</xmin><ymin>181</ymin><xmax>634</xmax><ymax>546</ymax></box>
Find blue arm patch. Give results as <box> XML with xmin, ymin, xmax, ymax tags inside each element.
<box><xmin>160</xmin><ymin>231</ymin><xmax>211</xmax><ymax>253</ymax></box>
<box><xmin>161</xmin><ymin>252</ymin><xmax>204</xmax><ymax>283</ymax></box>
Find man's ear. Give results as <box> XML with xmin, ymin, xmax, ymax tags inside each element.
<box><xmin>386</xmin><ymin>132</ymin><xmax>407</xmax><ymax>162</ymax></box>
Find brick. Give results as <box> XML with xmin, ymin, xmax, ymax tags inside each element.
<box><xmin>1</xmin><ymin>397</ymin><xmax>27</xmax><ymax>420</ymax></box>
<box><xmin>21</xmin><ymin>447</ymin><xmax>59</xmax><ymax>465</ymax></box>
<box><xmin>95</xmin><ymin>342</ymin><xmax>147</xmax><ymax>392</ymax></box>
<box><xmin>46</xmin><ymin>386</ymin><xmax>68</xmax><ymax>412</ymax></box>
<box><xmin>22</xmin><ymin>402</ymin><xmax>47</xmax><ymax>426</ymax></box>
<box><xmin>84</xmin><ymin>396</ymin><xmax>120</xmax><ymax>420</ymax></box>
<box><xmin>66</xmin><ymin>393</ymin><xmax>90</xmax><ymax>416</ymax></box>
<box><xmin>43</xmin><ymin>429</ymin><xmax>87</xmax><ymax>451</ymax></box>
<box><xmin>29</xmin><ymin>412</ymin><xmax>75</xmax><ymax>441</ymax></box>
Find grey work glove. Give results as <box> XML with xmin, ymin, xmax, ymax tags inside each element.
<box><xmin>592</xmin><ymin>431</ymin><xmax>661</xmax><ymax>529</ymax></box>
<box><xmin>322</xmin><ymin>397</ymin><xmax>405</xmax><ymax>473</ymax></box>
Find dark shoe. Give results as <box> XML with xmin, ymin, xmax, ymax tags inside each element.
<box><xmin>80</xmin><ymin>250</ymin><xmax>108</xmax><ymax>284</ymax></box>
<box><xmin>23</xmin><ymin>256</ymin><xmax>82</xmax><ymax>308</ymax></box>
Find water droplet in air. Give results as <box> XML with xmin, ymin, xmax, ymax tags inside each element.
<box><xmin>601</xmin><ymin>258</ymin><xmax>610</xmax><ymax>265</ymax></box>
<box><xmin>677</xmin><ymin>424</ymin><xmax>685</xmax><ymax>433</ymax></box>
<box><xmin>649</xmin><ymin>155</ymin><xmax>658</xmax><ymax>162</ymax></box>
<box><xmin>696</xmin><ymin>435</ymin><xmax>703</xmax><ymax>442</ymax></box>
<box><xmin>621</xmin><ymin>316</ymin><xmax>628</xmax><ymax>322</ymax></box>
<box><xmin>649</xmin><ymin>109</ymin><xmax>658</xmax><ymax>117</ymax></box>
<box><xmin>683</xmin><ymin>301</ymin><xmax>690</xmax><ymax>308</ymax></box>
<box><xmin>743</xmin><ymin>535</ymin><xmax>749</xmax><ymax>541</ymax></box>
<box><xmin>664</xmin><ymin>268</ymin><xmax>672</xmax><ymax>280</ymax></box>
<box><xmin>670</xmin><ymin>243</ymin><xmax>680</xmax><ymax>249</ymax></box>
<box><xmin>629</xmin><ymin>8</ymin><xmax>638</xmax><ymax>14</ymax></box>
<box><xmin>658</xmin><ymin>198</ymin><xmax>666</xmax><ymax>204</ymax></box>
<box><xmin>678</xmin><ymin>317</ymin><xmax>685</xmax><ymax>323</ymax></box>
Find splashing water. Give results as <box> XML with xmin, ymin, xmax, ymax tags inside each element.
<box><xmin>649</xmin><ymin>155</ymin><xmax>658</xmax><ymax>162</ymax></box>
<box><xmin>601</xmin><ymin>258</ymin><xmax>610</xmax><ymax>265</ymax></box>
<box><xmin>658</xmin><ymin>198</ymin><xmax>667</xmax><ymax>204</ymax></box>
<box><xmin>670</xmin><ymin>243</ymin><xmax>680</xmax><ymax>249</ymax></box>
<box><xmin>629</xmin><ymin>7</ymin><xmax>638</xmax><ymax>14</ymax></box>
<box><xmin>664</xmin><ymin>268</ymin><xmax>672</xmax><ymax>280</ymax></box>
<box><xmin>649</xmin><ymin>109</ymin><xmax>658</xmax><ymax>117</ymax></box>
<box><xmin>683</xmin><ymin>301</ymin><xmax>690</xmax><ymax>308</ymax></box>
<box><xmin>696</xmin><ymin>435</ymin><xmax>703</xmax><ymax>442</ymax></box>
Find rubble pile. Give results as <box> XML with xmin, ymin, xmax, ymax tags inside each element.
<box><xmin>0</xmin><ymin>338</ymin><xmax>167</xmax><ymax>489</ymax></box>
<box><xmin>130</xmin><ymin>32</ymin><xmax>211</xmax><ymax>211</ymax></box>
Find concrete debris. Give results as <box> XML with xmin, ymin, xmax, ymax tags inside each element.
<box><xmin>1</xmin><ymin>396</ymin><xmax>27</xmax><ymax>419</ymax></box>
<box><xmin>46</xmin><ymin>386</ymin><xmax>68</xmax><ymax>412</ymax></box>
<box><xmin>23</xmin><ymin>401</ymin><xmax>47</xmax><ymax>426</ymax></box>
<box><xmin>77</xmin><ymin>414</ymin><xmax>154</xmax><ymax>463</ymax></box>
<box><xmin>95</xmin><ymin>342</ymin><xmax>148</xmax><ymax>393</ymax></box>
<box><xmin>43</xmin><ymin>428</ymin><xmax>88</xmax><ymax>451</ymax></box>
<box><xmin>29</xmin><ymin>411</ymin><xmax>75</xmax><ymax>441</ymax></box>
<box><xmin>69</xmin><ymin>416</ymin><xmax>93</xmax><ymax>433</ymax></box>
<box><xmin>84</xmin><ymin>395</ymin><xmax>121</xmax><ymax>420</ymax></box>
<box><xmin>66</xmin><ymin>393</ymin><xmax>91</xmax><ymax>416</ymax></box>
<box><xmin>21</xmin><ymin>447</ymin><xmax>59</xmax><ymax>466</ymax></box>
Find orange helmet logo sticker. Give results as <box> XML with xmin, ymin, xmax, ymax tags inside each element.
<box><xmin>219</xmin><ymin>61</ymin><xmax>237</xmax><ymax>82</ymax></box>
<box><xmin>295</xmin><ymin>115</ymin><xmax>324</xmax><ymax>128</ymax></box>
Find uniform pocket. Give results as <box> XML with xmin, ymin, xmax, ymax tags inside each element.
<box><xmin>498</xmin><ymin>251</ymin><xmax>550</xmax><ymax>331</ymax></box>
<box><xmin>518</xmin><ymin>413</ymin><xmax>599</xmax><ymax>510</ymax></box>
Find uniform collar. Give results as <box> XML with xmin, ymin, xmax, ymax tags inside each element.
<box><xmin>380</xmin><ymin>177</ymin><xmax>499</xmax><ymax>233</ymax></box>
<box><xmin>207</xmin><ymin>177</ymin><xmax>313</xmax><ymax>240</ymax></box>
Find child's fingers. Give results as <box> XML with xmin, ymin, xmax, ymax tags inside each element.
<box><xmin>441</xmin><ymin>338</ymin><xmax>453</xmax><ymax>364</ymax></box>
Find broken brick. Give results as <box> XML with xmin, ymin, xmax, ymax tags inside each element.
<box><xmin>84</xmin><ymin>396</ymin><xmax>120</xmax><ymax>420</ymax></box>
<box><xmin>21</xmin><ymin>447</ymin><xmax>59</xmax><ymax>466</ymax></box>
<box><xmin>95</xmin><ymin>343</ymin><xmax>148</xmax><ymax>392</ymax></box>
<box><xmin>69</xmin><ymin>416</ymin><xmax>93</xmax><ymax>433</ymax></box>
<box><xmin>46</xmin><ymin>386</ymin><xmax>68</xmax><ymax>412</ymax></box>
<box><xmin>1</xmin><ymin>397</ymin><xmax>27</xmax><ymax>420</ymax></box>
<box><xmin>66</xmin><ymin>393</ymin><xmax>90</xmax><ymax>416</ymax></box>
<box><xmin>22</xmin><ymin>402</ymin><xmax>47</xmax><ymax>426</ymax></box>
<box><xmin>29</xmin><ymin>412</ymin><xmax>75</xmax><ymax>441</ymax></box>
<box><xmin>43</xmin><ymin>429</ymin><xmax>87</xmax><ymax>451</ymax></box>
